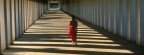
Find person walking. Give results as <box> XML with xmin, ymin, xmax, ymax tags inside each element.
<box><xmin>68</xmin><ymin>16</ymin><xmax>78</xmax><ymax>45</ymax></box>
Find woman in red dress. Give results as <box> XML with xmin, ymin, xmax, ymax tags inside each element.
<box><xmin>68</xmin><ymin>16</ymin><xmax>78</xmax><ymax>45</ymax></box>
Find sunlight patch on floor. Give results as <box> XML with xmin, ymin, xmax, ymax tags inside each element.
<box><xmin>9</xmin><ymin>45</ymin><xmax>133</xmax><ymax>54</ymax></box>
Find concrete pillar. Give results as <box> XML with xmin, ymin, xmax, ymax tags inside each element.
<box><xmin>86</xmin><ymin>0</ymin><xmax>88</xmax><ymax>22</ymax></box>
<box><xmin>127</xmin><ymin>0</ymin><xmax>131</xmax><ymax>40</ymax></box>
<box><xmin>21</xmin><ymin>0</ymin><xmax>25</xmax><ymax>32</ymax></box>
<box><xmin>102</xmin><ymin>0</ymin><xmax>105</xmax><ymax>28</ymax></box>
<box><xmin>103</xmin><ymin>0</ymin><xmax>106</xmax><ymax>29</ymax></box>
<box><xmin>92</xmin><ymin>0</ymin><xmax>95</xmax><ymax>25</ymax></box>
<box><xmin>98</xmin><ymin>0</ymin><xmax>100</xmax><ymax>26</ymax></box>
<box><xmin>96</xmin><ymin>0</ymin><xmax>99</xmax><ymax>26</ymax></box>
<box><xmin>11</xmin><ymin>0</ymin><xmax>16</xmax><ymax>42</ymax></box>
<box><xmin>140</xmin><ymin>0</ymin><xmax>144</xmax><ymax>46</ymax></box>
<box><xmin>115</xmin><ymin>0</ymin><xmax>120</xmax><ymax>35</ymax></box>
<box><xmin>24</xmin><ymin>0</ymin><xmax>27</xmax><ymax>31</ymax></box>
<box><xmin>105</xmin><ymin>0</ymin><xmax>109</xmax><ymax>30</ymax></box>
<box><xmin>108</xmin><ymin>0</ymin><xmax>111</xmax><ymax>31</ymax></box>
<box><xmin>0</xmin><ymin>0</ymin><xmax>7</xmax><ymax>52</ymax></box>
<box><xmin>110</xmin><ymin>0</ymin><xmax>114</xmax><ymax>33</ymax></box>
<box><xmin>30</xmin><ymin>0</ymin><xmax>33</xmax><ymax>26</ymax></box>
<box><xmin>90</xmin><ymin>0</ymin><xmax>92</xmax><ymax>23</ymax></box>
<box><xmin>33</xmin><ymin>0</ymin><xmax>37</xmax><ymax>21</ymax></box>
<box><xmin>122</xmin><ymin>0</ymin><xmax>128</xmax><ymax>38</ymax></box>
<box><xmin>83</xmin><ymin>0</ymin><xmax>85</xmax><ymax>20</ymax></box>
<box><xmin>129</xmin><ymin>0</ymin><xmax>137</xmax><ymax>42</ymax></box>
<box><xmin>19</xmin><ymin>0</ymin><xmax>22</xmax><ymax>36</ymax></box>
<box><xmin>88</xmin><ymin>0</ymin><xmax>90</xmax><ymax>22</ymax></box>
<box><xmin>136</xmin><ymin>0</ymin><xmax>141</xmax><ymax>45</ymax></box>
<box><xmin>15</xmin><ymin>0</ymin><xmax>20</xmax><ymax>38</ymax></box>
<box><xmin>93</xmin><ymin>0</ymin><xmax>96</xmax><ymax>25</ymax></box>
<box><xmin>113</xmin><ymin>0</ymin><xmax>116</xmax><ymax>34</ymax></box>
<box><xmin>5</xmin><ymin>0</ymin><xmax>12</xmax><ymax>45</ymax></box>
<box><xmin>28</xmin><ymin>0</ymin><xmax>30</xmax><ymax>27</ymax></box>
<box><xmin>100</xmin><ymin>0</ymin><xmax>102</xmax><ymax>27</ymax></box>
<box><xmin>119</xmin><ymin>0</ymin><xmax>123</xmax><ymax>37</ymax></box>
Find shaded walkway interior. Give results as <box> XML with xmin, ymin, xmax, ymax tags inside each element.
<box><xmin>4</xmin><ymin>10</ymin><xmax>144</xmax><ymax>55</ymax></box>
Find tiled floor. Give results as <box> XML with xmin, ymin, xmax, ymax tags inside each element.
<box><xmin>3</xmin><ymin>10</ymin><xmax>144</xmax><ymax>55</ymax></box>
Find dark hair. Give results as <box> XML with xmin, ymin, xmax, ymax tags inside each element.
<box><xmin>72</xmin><ymin>15</ymin><xmax>75</xmax><ymax>20</ymax></box>
<box><xmin>72</xmin><ymin>17</ymin><xmax>75</xmax><ymax>20</ymax></box>
<box><xmin>71</xmin><ymin>15</ymin><xmax>75</xmax><ymax>20</ymax></box>
<box><xmin>72</xmin><ymin>15</ymin><xmax>75</xmax><ymax>18</ymax></box>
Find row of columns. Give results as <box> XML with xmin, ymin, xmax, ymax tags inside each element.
<box><xmin>0</xmin><ymin>0</ymin><xmax>48</xmax><ymax>53</ymax></box>
<box><xmin>61</xmin><ymin>0</ymin><xmax>144</xmax><ymax>46</ymax></box>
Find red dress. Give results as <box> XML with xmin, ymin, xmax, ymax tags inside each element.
<box><xmin>68</xmin><ymin>22</ymin><xmax>73</xmax><ymax>37</ymax></box>
<box><xmin>68</xmin><ymin>20</ymin><xmax>77</xmax><ymax>42</ymax></box>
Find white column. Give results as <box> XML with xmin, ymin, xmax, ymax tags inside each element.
<box><xmin>6</xmin><ymin>0</ymin><xmax>12</xmax><ymax>45</ymax></box>
<box><xmin>29</xmin><ymin>1</ymin><xmax>32</xmax><ymax>25</ymax></box>
<box><xmin>136</xmin><ymin>0</ymin><xmax>141</xmax><ymax>45</ymax></box>
<box><xmin>130</xmin><ymin>0</ymin><xmax>137</xmax><ymax>42</ymax></box>
<box><xmin>114</xmin><ymin>0</ymin><xmax>116</xmax><ymax>34</ymax></box>
<box><xmin>15</xmin><ymin>0</ymin><xmax>20</xmax><ymax>38</ymax></box>
<box><xmin>105</xmin><ymin>0</ymin><xmax>109</xmax><ymax>30</ymax></box>
<box><xmin>0</xmin><ymin>0</ymin><xmax>7</xmax><ymax>52</ymax></box>
<box><xmin>11</xmin><ymin>0</ymin><xmax>16</xmax><ymax>42</ymax></box>
<box><xmin>93</xmin><ymin>0</ymin><xmax>95</xmax><ymax>24</ymax></box>
<box><xmin>115</xmin><ymin>0</ymin><xmax>120</xmax><ymax>35</ymax></box>
<box><xmin>98</xmin><ymin>0</ymin><xmax>101</xmax><ymax>26</ymax></box>
<box><xmin>119</xmin><ymin>0</ymin><xmax>123</xmax><ymax>37</ymax></box>
<box><xmin>83</xmin><ymin>1</ymin><xmax>85</xmax><ymax>20</ymax></box>
<box><xmin>91</xmin><ymin>0</ymin><xmax>93</xmax><ymax>24</ymax></box>
<box><xmin>140</xmin><ymin>0</ymin><xmax>144</xmax><ymax>45</ymax></box>
<box><xmin>102</xmin><ymin>0</ymin><xmax>104</xmax><ymax>28</ymax></box>
<box><xmin>104</xmin><ymin>0</ymin><xmax>106</xmax><ymax>29</ymax></box>
<box><xmin>100</xmin><ymin>0</ymin><xmax>102</xmax><ymax>27</ymax></box>
<box><xmin>22</xmin><ymin>0</ymin><xmax>25</xmax><ymax>32</ymax></box>
<box><xmin>19</xmin><ymin>0</ymin><xmax>22</xmax><ymax>36</ymax></box>
<box><xmin>27</xmin><ymin>0</ymin><xmax>30</xmax><ymax>28</ymax></box>
<box><xmin>87</xmin><ymin>0</ymin><xmax>89</xmax><ymax>22</ymax></box>
<box><xmin>96</xmin><ymin>0</ymin><xmax>99</xmax><ymax>26</ymax></box>
<box><xmin>110</xmin><ymin>0</ymin><xmax>114</xmax><ymax>33</ymax></box>
<box><xmin>122</xmin><ymin>0</ymin><xmax>128</xmax><ymax>38</ymax></box>
<box><xmin>41</xmin><ymin>1</ymin><xmax>43</xmax><ymax>14</ymax></box>
<box><xmin>108</xmin><ymin>0</ymin><xmax>111</xmax><ymax>31</ymax></box>
<box><xmin>24</xmin><ymin>0</ymin><xmax>28</xmax><ymax>31</ymax></box>
<box><xmin>127</xmin><ymin>0</ymin><xmax>131</xmax><ymax>40</ymax></box>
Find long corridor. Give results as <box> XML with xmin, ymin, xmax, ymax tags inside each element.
<box><xmin>3</xmin><ymin>10</ymin><xmax>144</xmax><ymax>55</ymax></box>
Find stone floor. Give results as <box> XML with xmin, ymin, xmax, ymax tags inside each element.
<box><xmin>3</xmin><ymin>10</ymin><xmax>144</xmax><ymax>55</ymax></box>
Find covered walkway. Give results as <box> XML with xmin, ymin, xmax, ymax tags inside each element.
<box><xmin>3</xmin><ymin>10</ymin><xmax>144</xmax><ymax>55</ymax></box>
<box><xmin>1</xmin><ymin>0</ymin><xmax>144</xmax><ymax>55</ymax></box>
